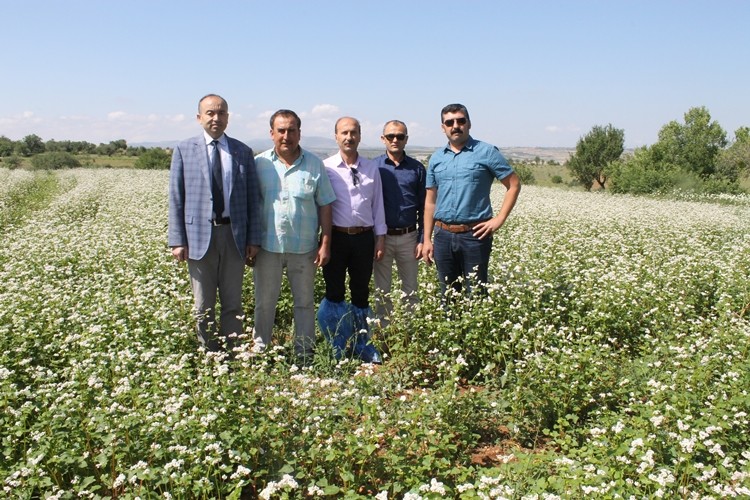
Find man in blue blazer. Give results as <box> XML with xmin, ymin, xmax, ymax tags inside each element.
<box><xmin>168</xmin><ymin>94</ymin><xmax>261</xmax><ymax>353</ymax></box>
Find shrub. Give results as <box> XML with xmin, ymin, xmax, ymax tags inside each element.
<box><xmin>551</xmin><ymin>175</ymin><xmax>563</xmax><ymax>184</ymax></box>
<box><xmin>30</xmin><ymin>151</ymin><xmax>81</xmax><ymax>170</ymax></box>
<box><xmin>514</xmin><ymin>164</ymin><xmax>536</xmax><ymax>185</ymax></box>
<box><xmin>134</xmin><ymin>148</ymin><xmax>171</xmax><ymax>170</ymax></box>
<box><xmin>608</xmin><ymin>151</ymin><xmax>679</xmax><ymax>195</ymax></box>
<box><xmin>3</xmin><ymin>155</ymin><xmax>22</xmax><ymax>170</ymax></box>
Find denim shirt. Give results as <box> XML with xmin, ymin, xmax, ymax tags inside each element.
<box><xmin>426</xmin><ymin>137</ymin><xmax>513</xmax><ymax>223</ymax></box>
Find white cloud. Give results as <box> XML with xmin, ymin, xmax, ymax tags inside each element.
<box><xmin>107</xmin><ymin>111</ymin><xmax>128</xmax><ymax>120</ymax></box>
<box><xmin>545</xmin><ymin>124</ymin><xmax>581</xmax><ymax>134</ymax></box>
<box><xmin>310</xmin><ymin>104</ymin><xmax>339</xmax><ymax>116</ymax></box>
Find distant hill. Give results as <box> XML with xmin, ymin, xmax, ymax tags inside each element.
<box><xmin>131</xmin><ymin>138</ymin><xmax>576</xmax><ymax>164</ymax></box>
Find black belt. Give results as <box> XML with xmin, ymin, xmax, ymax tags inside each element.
<box><xmin>211</xmin><ymin>217</ymin><xmax>231</xmax><ymax>226</ymax></box>
<box><xmin>333</xmin><ymin>226</ymin><xmax>373</xmax><ymax>235</ymax></box>
<box><xmin>387</xmin><ymin>225</ymin><xmax>417</xmax><ymax>236</ymax></box>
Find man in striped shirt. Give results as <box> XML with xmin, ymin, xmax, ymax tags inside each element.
<box><xmin>253</xmin><ymin>109</ymin><xmax>336</xmax><ymax>361</ymax></box>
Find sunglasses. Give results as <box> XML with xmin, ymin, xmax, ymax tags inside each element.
<box><xmin>443</xmin><ymin>117</ymin><xmax>467</xmax><ymax>127</ymax></box>
<box><xmin>384</xmin><ymin>133</ymin><xmax>406</xmax><ymax>141</ymax></box>
<box><xmin>350</xmin><ymin>167</ymin><xmax>360</xmax><ymax>186</ymax></box>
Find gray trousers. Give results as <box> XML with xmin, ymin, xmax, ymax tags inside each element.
<box><xmin>188</xmin><ymin>225</ymin><xmax>246</xmax><ymax>352</ymax></box>
<box><xmin>253</xmin><ymin>248</ymin><xmax>318</xmax><ymax>357</ymax></box>
<box><xmin>373</xmin><ymin>231</ymin><xmax>420</xmax><ymax>322</ymax></box>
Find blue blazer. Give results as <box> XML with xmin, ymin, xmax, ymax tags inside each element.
<box><xmin>168</xmin><ymin>134</ymin><xmax>261</xmax><ymax>260</ymax></box>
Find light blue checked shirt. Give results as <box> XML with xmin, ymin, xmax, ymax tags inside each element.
<box><xmin>254</xmin><ymin>147</ymin><xmax>336</xmax><ymax>254</ymax></box>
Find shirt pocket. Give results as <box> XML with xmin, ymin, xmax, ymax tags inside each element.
<box><xmin>290</xmin><ymin>177</ymin><xmax>315</xmax><ymax>200</ymax></box>
<box><xmin>467</xmin><ymin>164</ymin><xmax>487</xmax><ymax>184</ymax></box>
<box><xmin>432</xmin><ymin>162</ymin><xmax>447</xmax><ymax>175</ymax></box>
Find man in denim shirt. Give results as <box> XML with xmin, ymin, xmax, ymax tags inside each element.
<box><xmin>422</xmin><ymin>103</ymin><xmax>521</xmax><ymax>296</ymax></box>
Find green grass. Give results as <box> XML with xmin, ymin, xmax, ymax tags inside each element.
<box><xmin>0</xmin><ymin>170</ymin><xmax>68</xmax><ymax>232</ymax></box>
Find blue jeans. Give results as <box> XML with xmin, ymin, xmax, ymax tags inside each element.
<box><xmin>433</xmin><ymin>226</ymin><xmax>493</xmax><ymax>296</ymax></box>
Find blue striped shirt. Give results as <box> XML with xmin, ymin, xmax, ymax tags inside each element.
<box><xmin>254</xmin><ymin>148</ymin><xmax>336</xmax><ymax>254</ymax></box>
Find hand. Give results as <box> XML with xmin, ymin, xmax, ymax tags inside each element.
<box><xmin>421</xmin><ymin>241</ymin><xmax>434</xmax><ymax>265</ymax></box>
<box><xmin>414</xmin><ymin>243</ymin><xmax>423</xmax><ymax>260</ymax></box>
<box><xmin>315</xmin><ymin>244</ymin><xmax>330</xmax><ymax>267</ymax></box>
<box><xmin>171</xmin><ymin>246</ymin><xmax>188</xmax><ymax>262</ymax></box>
<box><xmin>374</xmin><ymin>236</ymin><xmax>385</xmax><ymax>262</ymax></box>
<box><xmin>472</xmin><ymin>219</ymin><xmax>501</xmax><ymax>240</ymax></box>
<box><xmin>246</xmin><ymin>245</ymin><xmax>260</xmax><ymax>267</ymax></box>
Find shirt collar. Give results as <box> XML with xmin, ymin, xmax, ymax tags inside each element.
<box><xmin>384</xmin><ymin>152</ymin><xmax>409</xmax><ymax>167</ymax></box>
<box><xmin>203</xmin><ymin>132</ymin><xmax>227</xmax><ymax>147</ymax></box>
<box><xmin>443</xmin><ymin>136</ymin><xmax>476</xmax><ymax>153</ymax></box>
<box><xmin>270</xmin><ymin>147</ymin><xmax>303</xmax><ymax>163</ymax></box>
<box><xmin>334</xmin><ymin>152</ymin><xmax>361</xmax><ymax>169</ymax></box>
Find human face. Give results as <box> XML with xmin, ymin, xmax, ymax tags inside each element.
<box><xmin>197</xmin><ymin>96</ymin><xmax>229</xmax><ymax>139</ymax></box>
<box><xmin>441</xmin><ymin>111</ymin><xmax>470</xmax><ymax>148</ymax></box>
<box><xmin>381</xmin><ymin>123</ymin><xmax>408</xmax><ymax>158</ymax></box>
<box><xmin>335</xmin><ymin>118</ymin><xmax>361</xmax><ymax>156</ymax></box>
<box><xmin>270</xmin><ymin>115</ymin><xmax>301</xmax><ymax>158</ymax></box>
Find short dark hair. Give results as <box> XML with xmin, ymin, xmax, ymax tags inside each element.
<box><xmin>440</xmin><ymin>103</ymin><xmax>470</xmax><ymax>122</ymax></box>
<box><xmin>382</xmin><ymin>120</ymin><xmax>408</xmax><ymax>134</ymax></box>
<box><xmin>270</xmin><ymin>109</ymin><xmax>301</xmax><ymax>130</ymax></box>
<box><xmin>198</xmin><ymin>94</ymin><xmax>228</xmax><ymax>112</ymax></box>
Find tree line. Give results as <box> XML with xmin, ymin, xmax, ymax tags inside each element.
<box><xmin>567</xmin><ymin>106</ymin><xmax>750</xmax><ymax>194</ymax></box>
<box><xmin>5</xmin><ymin>106</ymin><xmax>750</xmax><ymax>195</ymax></box>
<box><xmin>0</xmin><ymin>134</ymin><xmax>172</xmax><ymax>170</ymax></box>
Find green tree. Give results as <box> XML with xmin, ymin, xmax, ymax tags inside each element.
<box><xmin>652</xmin><ymin>106</ymin><xmax>727</xmax><ymax>179</ymax></box>
<box><xmin>715</xmin><ymin>127</ymin><xmax>750</xmax><ymax>183</ymax></box>
<box><xmin>134</xmin><ymin>148</ymin><xmax>171</xmax><ymax>170</ymax></box>
<box><xmin>0</xmin><ymin>135</ymin><xmax>14</xmax><ymax>157</ymax></box>
<box><xmin>513</xmin><ymin>164</ymin><xmax>536</xmax><ymax>185</ymax></box>
<box><xmin>17</xmin><ymin>134</ymin><xmax>45</xmax><ymax>156</ymax></box>
<box><xmin>95</xmin><ymin>139</ymin><xmax>128</xmax><ymax>156</ymax></box>
<box><xmin>608</xmin><ymin>147</ymin><xmax>679</xmax><ymax>194</ymax></box>
<box><xmin>566</xmin><ymin>124</ymin><xmax>624</xmax><ymax>190</ymax></box>
<box><xmin>734</xmin><ymin>126</ymin><xmax>750</xmax><ymax>144</ymax></box>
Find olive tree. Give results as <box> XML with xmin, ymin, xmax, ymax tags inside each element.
<box><xmin>567</xmin><ymin>124</ymin><xmax>624</xmax><ymax>190</ymax></box>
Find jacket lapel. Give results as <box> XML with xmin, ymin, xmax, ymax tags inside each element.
<box><xmin>191</xmin><ymin>135</ymin><xmax>210</xmax><ymax>187</ymax></box>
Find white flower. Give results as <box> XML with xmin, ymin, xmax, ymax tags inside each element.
<box><xmin>418</xmin><ymin>478</ymin><xmax>446</xmax><ymax>495</ymax></box>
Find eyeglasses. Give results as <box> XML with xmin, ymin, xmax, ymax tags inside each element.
<box><xmin>443</xmin><ymin>117</ymin><xmax>467</xmax><ymax>127</ymax></box>
<box><xmin>384</xmin><ymin>133</ymin><xmax>406</xmax><ymax>141</ymax></box>
<box><xmin>350</xmin><ymin>167</ymin><xmax>360</xmax><ymax>186</ymax></box>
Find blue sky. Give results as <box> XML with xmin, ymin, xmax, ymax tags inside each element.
<box><xmin>1</xmin><ymin>0</ymin><xmax>748</xmax><ymax>148</ymax></box>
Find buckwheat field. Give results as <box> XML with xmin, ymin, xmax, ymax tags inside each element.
<box><xmin>2</xmin><ymin>168</ymin><xmax>749</xmax><ymax>498</ymax></box>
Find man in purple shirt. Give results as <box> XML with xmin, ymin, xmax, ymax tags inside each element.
<box><xmin>373</xmin><ymin>120</ymin><xmax>426</xmax><ymax>325</ymax></box>
<box><xmin>319</xmin><ymin>117</ymin><xmax>386</xmax><ymax>363</ymax></box>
